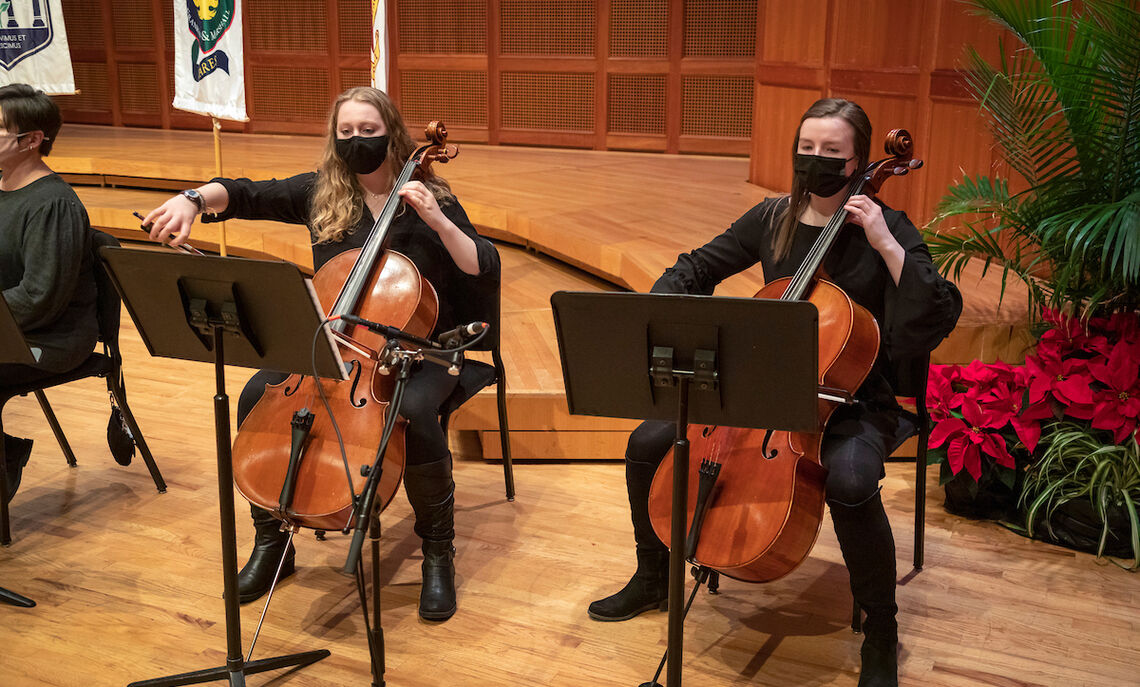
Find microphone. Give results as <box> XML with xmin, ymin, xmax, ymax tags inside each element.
<box><xmin>437</xmin><ymin>321</ymin><xmax>487</xmax><ymax>347</ymax></box>
<box><xmin>338</xmin><ymin>313</ymin><xmax>394</xmax><ymax>336</ymax></box>
<box><xmin>339</xmin><ymin>314</ymin><xmax>436</xmax><ymax>348</ymax></box>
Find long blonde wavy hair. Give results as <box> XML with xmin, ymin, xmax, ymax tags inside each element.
<box><xmin>310</xmin><ymin>87</ymin><xmax>453</xmax><ymax>244</ymax></box>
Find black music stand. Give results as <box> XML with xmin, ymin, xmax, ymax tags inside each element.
<box><xmin>551</xmin><ymin>291</ymin><xmax>820</xmax><ymax>687</ymax></box>
<box><xmin>99</xmin><ymin>248</ymin><xmax>345</xmax><ymax>687</ymax></box>
<box><xmin>0</xmin><ymin>295</ymin><xmax>38</xmax><ymax>608</ymax></box>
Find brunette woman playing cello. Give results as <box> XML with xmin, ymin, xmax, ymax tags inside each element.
<box><xmin>587</xmin><ymin>98</ymin><xmax>961</xmax><ymax>686</ymax></box>
<box><xmin>143</xmin><ymin>86</ymin><xmax>499</xmax><ymax>621</ymax></box>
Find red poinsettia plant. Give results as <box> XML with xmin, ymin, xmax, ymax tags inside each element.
<box><xmin>926</xmin><ymin>308</ymin><xmax>1140</xmax><ymax>497</ymax></box>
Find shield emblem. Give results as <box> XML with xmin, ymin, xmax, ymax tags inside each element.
<box><xmin>0</xmin><ymin>0</ymin><xmax>56</xmax><ymax>71</ymax></box>
<box><xmin>186</xmin><ymin>0</ymin><xmax>236</xmax><ymax>54</ymax></box>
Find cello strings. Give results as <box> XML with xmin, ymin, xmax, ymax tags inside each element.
<box><xmin>310</xmin><ymin>317</ymin><xmax>359</xmax><ymax>500</ymax></box>
<box><xmin>332</xmin><ymin>144</ymin><xmax>429</xmax><ymax>320</ymax></box>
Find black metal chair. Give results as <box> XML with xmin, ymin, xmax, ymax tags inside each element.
<box><xmin>851</xmin><ymin>352</ymin><xmax>932</xmax><ymax>633</ymax></box>
<box><xmin>436</xmin><ymin>255</ymin><xmax>514</xmax><ymax>501</ymax></box>
<box><xmin>0</xmin><ymin>231</ymin><xmax>167</xmax><ymax>545</ymax></box>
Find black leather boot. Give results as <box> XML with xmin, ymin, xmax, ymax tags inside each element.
<box><xmin>3</xmin><ymin>434</ymin><xmax>33</xmax><ymax>504</ymax></box>
<box><xmin>588</xmin><ymin>458</ymin><xmax>670</xmax><ymax>621</ymax></box>
<box><xmin>236</xmin><ymin>504</ymin><xmax>294</xmax><ymax>604</ymax></box>
<box><xmin>404</xmin><ymin>456</ymin><xmax>457</xmax><ymax>621</ymax></box>
<box><xmin>830</xmin><ymin>490</ymin><xmax>898</xmax><ymax>687</ymax></box>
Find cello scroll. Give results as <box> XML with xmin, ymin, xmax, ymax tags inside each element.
<box><xmin>863</xmin><ymin>129</ymin><xmax>924</xmax><ymax>195</ymax></box>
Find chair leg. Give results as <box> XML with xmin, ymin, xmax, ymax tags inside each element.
<box><xmin>493</xmin><ymin>349</ymin><xmax>514</xmax><ymax>502</ymax></box>
<box><xmin>34</xmin><ymin>390</ymin><xmax>77</xmax><ymax>468</ymax></box>
<box><xmin>914</xmin><ymin>423</ymin><xmax>929</xmax><ymax>571</ymax></box>
<box><xmin>109</xmin><ymin>377</ymin><xmax>166</xmax><ymax>493</ymax></box>
<box><xmin>1</xmin><ymin>435</ymin><xmax>10</xmax><ymax>546</ymax></box>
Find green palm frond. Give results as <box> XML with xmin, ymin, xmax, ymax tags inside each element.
<box><xmin>926</xmin><ymin>0</ymin><xmax>1140</xmax><ymax>318</ymax></box>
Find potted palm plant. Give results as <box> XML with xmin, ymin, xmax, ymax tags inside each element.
<box><xmin>924</xmin><ymin>0</ymin><xmax>1140</xmax><ymax>568</ymax></box>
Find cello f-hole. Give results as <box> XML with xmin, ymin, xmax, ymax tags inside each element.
<box><xmin>347</xmin><ymin>360</ymin><xmax>368</xmax><ymax>408</ymax></box>
<box><xmin>283</xmin><ymin>377</ymin><xmax>303</xmax><ymax>397</ymax></box>
<box><xmin>760</xmin><ymin>429</ymin><xmax>778</xmax><ymax>459</ymax></box>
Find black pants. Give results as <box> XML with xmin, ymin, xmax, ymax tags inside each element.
<box><xmin>235</xmin><ymin>361</ymin><xmax>459</xmax><ymax>466</ymax></box>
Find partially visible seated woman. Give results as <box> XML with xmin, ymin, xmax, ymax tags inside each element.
<box><xmin>0</xmin><ymin>84</ymin><xmax>98</xmax><ymax>504</ymax></box>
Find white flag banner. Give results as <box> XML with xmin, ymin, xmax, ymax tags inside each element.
<box><xmin>0</xmin><ymin>0</ymin><xmax>75</xmax><ymax>95</ymax></box>
<box><xmin>371</xmin><ymin>0</ymin><xmax>387</xmax><ymax>91</ymax></box>
<box><xmin>173</xmin><ymin>0</ymin><xmax>247</xmax><ymax>121</ymax></box>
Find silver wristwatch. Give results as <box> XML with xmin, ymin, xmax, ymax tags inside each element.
<box><xmin>180</xmin><ymin>188</ymin><xmax>207</xmax><ymax>213</ymax></box>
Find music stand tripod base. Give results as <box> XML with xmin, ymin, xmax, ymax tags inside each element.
<box><xmin>100</xmin><ymin>250</ymin><xmax>346</xmax><ymax>686</ymax></box>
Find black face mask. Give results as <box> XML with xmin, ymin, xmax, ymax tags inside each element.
<box><xmin>793</xmin><ymin>153</ymin><xmax>855</xmax><ymax>197</ymax></box>
<box><xmin>335</xmin><ymin>134</ymin><xmax>390</xmax><ymax>174</ymax></box>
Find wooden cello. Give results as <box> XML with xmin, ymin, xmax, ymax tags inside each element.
<box><xmin>647</xmin><ymin>129</ymin><xmax>923</xmax><ymax>583</ymax></box>
<box><xmin>231</xmin><ymin>122</ymin><xmax>458</xmax><ymax>532</ymax></box>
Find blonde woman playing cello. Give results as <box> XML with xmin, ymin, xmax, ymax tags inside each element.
<box><xmin>145</xmin><ymin>86</ymin><xmax>499</xmax><ymax>621</ymax></box>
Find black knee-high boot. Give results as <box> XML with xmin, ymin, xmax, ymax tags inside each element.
<box><xmin>404</xmin><ymin>455</ymin><xmax>457</xmax><ymax>621</ymax></box>
<box><xmin>588</xmin><ymin>459</ymin><xmax>670</xmax><ymax>621</ymax></box>
<box><xmin>236</xmin><ymin>504</ymin><xmax>295</xmax><ymax>604</ymax></box>
<box><xmin>830</xmin><ymin>490</ymin><xmax>898</xmax><ymax>687</ymax></box>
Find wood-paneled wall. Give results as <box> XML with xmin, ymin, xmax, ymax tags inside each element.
<box><xmin>52</xmin><ymin>1</ymin><xmax>1007</xmax><ymax>222</ymax></box>
<box><xmin>55</xmin><ymin>0</ymin><xmax>374</xmax><ymax>134</ymax></box>
<box><xmin>750</xmin><ymin>0</ymin><xmax>1008</xmax><ymax>223</ymax></box>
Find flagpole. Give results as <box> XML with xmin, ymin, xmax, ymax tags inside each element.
<box><xmin>211</xmin><ymin>117</ymin><xmax>228</xmax><ymax>257</ymax></box>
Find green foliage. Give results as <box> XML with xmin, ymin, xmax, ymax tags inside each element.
<box><xmin>926</xmin><ymin>0</ymin><xmax>1140</xmax><ymax>318</ymax></box>
<box><xmin>1021</xmin><ymin>422</ymin><xmax>1140</xmax><ymax>569</ymax></box>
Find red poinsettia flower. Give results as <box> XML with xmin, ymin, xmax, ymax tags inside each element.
<box><xmin>1040</xmin><ymin>307</ymin><xmax>1089</xmax><ymax>356</ymax></box>
<box><xmin>929</xmin><ymin>399</ymin><xmax>1017</xmax><ymax>480</ymax></box>
<box><xmin>926</xmin><ymin>364</ymin><xmax>961</xmax><ymax>421</ymax></box>
<box><xmin>971</xmin><ymin>370</ymin><xmax>1050</xmax><ymax>453</ymax></box>
<box><xmin>1023</xmin><ymin>350</ymin><xmax>1096</xmax><ymax>416</ymax></box>
<box><xmin>1087</xmin><ymin>338</ymin><xmax>1140</xmax><ymax>444</ymax></box>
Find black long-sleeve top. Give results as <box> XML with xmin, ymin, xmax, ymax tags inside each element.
<box><xmin>0</xmin><ymin>173</ymin><xmax>97</xmax><ymax>372</ymax></box>
<box><xmin>204</xmin><ymin>172</ymin><xmax>500</xmax><ymax>339</ymax></box>
<box><xmin>654</xmin><ymin>196</ymin><xmax>962</xmax><ymax>434</ymax></box>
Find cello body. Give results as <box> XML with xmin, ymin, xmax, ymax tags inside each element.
<box><xmin>648</xmin><ymin>276</ymin><xmax>879</xmax><ymax>582</ymax></box>
<box><xmin>232</xmin><ymin>248</ymin><xmax>438</xmax><ymax>531</ymax></box>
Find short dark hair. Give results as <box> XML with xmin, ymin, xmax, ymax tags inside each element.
<box><xmin>0</xmin><ymin>83</ymin><xmax>62</xmax><ymax>156</ymax></box>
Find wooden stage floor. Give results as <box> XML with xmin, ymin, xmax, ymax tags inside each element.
<box><xmin>1</xmin><ymin>125</ymin><xmax>1133</xmax><ymax>687</ymax></box>
<box><xmin>1</xmin><ymin>317</ymin><xmax>1136</xmax><ymax>686</ymax></box>
<box><xmin>49</xmin><ymin>124</ymin><xmax>1032</xmax><ymax>461</ymax></box>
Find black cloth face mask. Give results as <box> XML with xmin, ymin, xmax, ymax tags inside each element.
<box><xmin>793</xmin><ymin>153</ymin><xmax>856</xmax><ymax>197</ymax></box>
<box><xmin>335</xmin><ymin>134</ymin><xmax>390</xmax><ymax>174</ymax></box>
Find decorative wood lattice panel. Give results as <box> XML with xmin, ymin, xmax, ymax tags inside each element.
<box><xmin>249</xmin><ymin>66</ymin><xmax>331</xmax><ymax>122</ymax></box>
<box><xmin>60</xmin><ymin>0</ymin><xmax>105</xmax><ymax>52</ymax></box>
<box><xmin>682</xmin><ymin>75</ymin><xmax>752</xmax><ymax>138</ymax></box>
<box><xmin>247</xmin><ymin>0</ymin><xmax>328</xmax><ymax>52</ymax></box>
<box><xmin>339</xmin><ymin>0</ymin><xmax>373</xmax><ymax>54</ymax></box>
<box><xmin>161</xmin><ymin>0</ymin><xmax>173</xmax><ymax>46</ymax></box>
<box><xmin>400</xmin><ymin>71</ymin><xmax>488</xmax><ymax>127</ymax></box>
<box><xmin>117</xmin><ymin>63</ymin><xmax>161</xmax><ymax>114</ymax></box>
<box><xmin>59</xmin><ymin>63</ymin><xmax>111</xmax><ymax>112</ymax></box>
<box><xmin>608</xmin><ymin>73</ymin><xmax>666</xmax><ymax>134</ymax></box>
<box><xmin>109</xmin><ymin>2</ymin><xmax>153</xmax><ymax>51</ymax></box>
<box><xmin>685</xmin><ymin>0</ymin><xmax>756</xmax><ymax>58</ymax></box>
<box><xmin>610</xmin><ymin>0</ymin><xmax>668</xmax><ymax>57</ymax></box>
<box><xmin>397</xmin><ymin>0</ymin><xmax>487</xmax><ymax>54</ymax></box>
<box><xmin>501</xmin><ymin>72</ymin><xmax>594</xmax><ymax>131</ymax></box>
<box><xmin>500</xmin><ymin>0</ymin><xmax>594</xmax><ymax>56</ymax></box>
<box><xmin>341</xmin><ymin>68</ymin><xmax>373</xmax><ymax>93</ymax></box>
